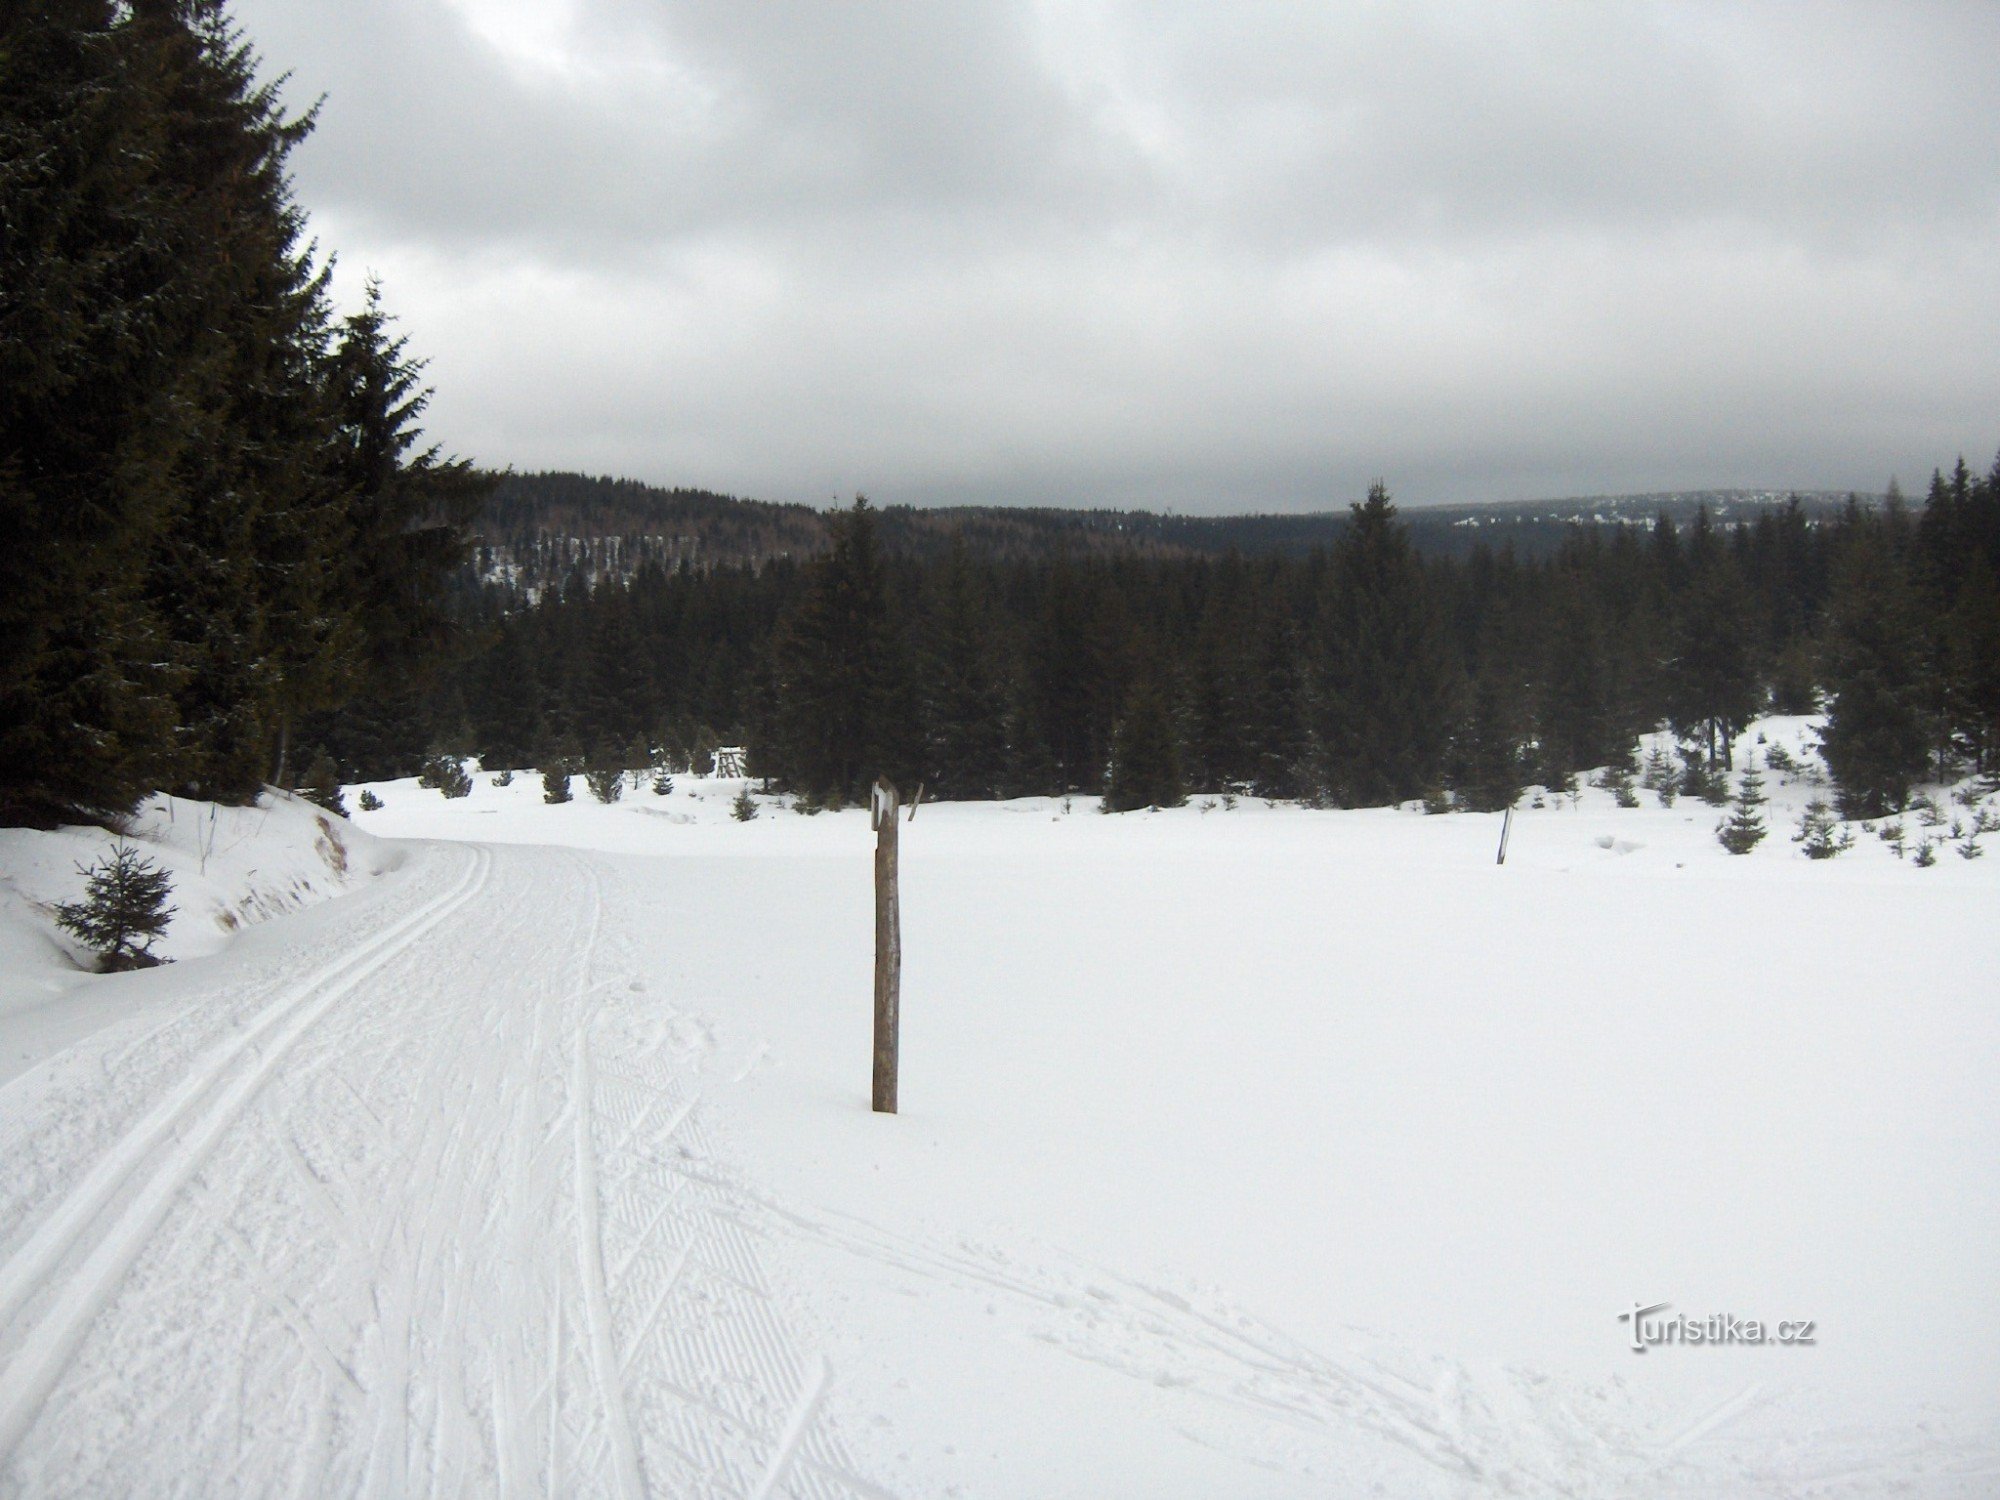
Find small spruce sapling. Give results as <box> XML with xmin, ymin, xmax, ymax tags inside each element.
<box><xmin>1716</xmin><ymin>761</ymin><xmax>1768</xmax><ymax>855</ymax></box>
<box><xmin>493</xmin><ymin>769</ymin><xmax>514</xmax><ymax>787</ymax></box>
<box><xmin>1959</xmin><ymin>809</ymin><xmax>1994</xmax><ymax>860</ymax></box>
<box><xmin>585</xmin><ymin>765</ymin><xmax>623</xmax><ymax>803</ymax></box>
<box><xmin>1913</xmin><ymin>838</ymin><xmax>1938</xmax><ymax>867</ymax></box>
<box><xmin>1641</xmin><ymin>745</ymin><xmax>1679</xmax><ymax>807</ymax></box>
<box><xmin>542</xmin><ymin>766</ymin><xmax>573</xmax><ymax>804</ymax></box>
<box><xmin>358</xmin><ymin>790</ymin><xmax>384</xmax><ymax>812</ymax></box>
<box><xmin>55</xmin><ymin>844</ymin><xmax>176</xmax><ymax>971</ymax></box>
<box><xmin>651</xmin><ymin>768</ymin><xmax>674</xmax><ymax>796</ymax></box>
<box><xmin>731</xmin><ymin>788</ymin><xmax>759</xmax><ymax>821</ymax></box>
<box><xmin>1794</xmin><ymin>799</ymin><xmax>1854</xmax><ymax>860</ymax></box>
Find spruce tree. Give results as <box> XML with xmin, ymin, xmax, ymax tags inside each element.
<box><xmin>1668</xmin><ymin>519</ymin><xmax>1762</xmax><ymax>771</ymax></box>
<box><xmin>1247</xmin><ymin>614</ymin><xmax>1315</xmax><ymax>800</ymax></box>
<box><xmin>1104</xmin><ymin>676</ymin><xmax>1185</xmax><ymax>811</ymax></box>
<box><xmin>584</xmin><ymin>757</ymin><xmax>623</xmax><ymax>803</ymax></box>
<box><xmin>2</xmin><ymin>4</ymin><xmax>189</xmax><ymax>822</ymax></box>
<box><xmin>298</xmin><ymin>749</ymin><xmax>347</xmax><ymax>816</ymax></box>
<box><xmin>1449</xmin><ymin>667</ymin><xmax>1528</xmax><ymax>812</ymax></box>
<box><xmin>55</xmin><ymin>843</ymin><xmax>176</xmax><ymax>969</ymax></box>
<box><xmin>1820</xmin><ymin>535</ymin><xmax>1927</xmax><ymax>816</ymax></box>
<box><xmin>1716</xmin><ymin>760</ymin><xmax>1768</xmax><ymax>855</ymax></box>
<box><xmin>1535</xmin><ymin>570</ymin><xmax>1613</xmax><ymax>783</ymax></box>
<box><xmin>136</xmin><ymin>1</ymin><xmax>347</xmax><ymax>801</ymax></box>
<box><xmin>323</xmin><ymin>279</ymin><xmax>491</xmax><ymax>703</ymax></box>
<box><xmin>917</xmin><ymin>542</ymin><xmax>1011</xmax><ymax>799</ymax></box>
<box><xmin>418</xmin><ymin>753</ymin><xmax>471</xmax><ymax>799</ymax></box>
<box><xmin>1186</xmin><ymin>561</ymin><xmax>1257</xmax><ymax>793</ymax></box>
<box><xmin>1944</xmin><ymin>564</ymin><xmax>2000</xmax><ymax>775</ymax></box>
<box><xmin>1317</xmin><ymin>484</ymin><xmax>1452</xmax><ymax>806</ymax></box>
<box><xmin>768</xmin><ymin>497</ymin><xmax>908</xmax><ymax>801</ymax></box>
<box><xmin>1024</xmin><ymin>550</ymin><xmax>1099</xmax><ymax>791</ymax></box>
<box><xmin>1793</xmin><ymin>799</ymin><xmax>1854</xmax><ymax>859</ymax></box>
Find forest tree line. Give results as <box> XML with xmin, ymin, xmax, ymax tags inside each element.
<box><xmin>0</xmin><ymin>2</ymin><xmax>487</xmax><ymax>826</ymax></box>
<box><xmin>314</xmin><ymin>461</ymin><xmax>2000</xmax><ymax>821</ymax></box>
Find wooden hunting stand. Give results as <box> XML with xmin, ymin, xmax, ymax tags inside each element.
<box><xmin>870</xmin><ymin>777</ymin><xmax>919</xmax><ymax>1114</ymax></box>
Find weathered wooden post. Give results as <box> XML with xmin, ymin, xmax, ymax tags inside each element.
<box><xmin>1496</xmin><ymin>803</ymin><xmax>1514</xmax><ymax>866</ymax></box>
<box><xmin>870</xmin><ymin>777</ymin><xmax>901</xmax><ymax>1113</ymax></box>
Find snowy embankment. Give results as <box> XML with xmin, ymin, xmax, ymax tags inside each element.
<box><xmin>0</xmin><ymin>718</ymin><xmax>1994</xmax><ymax>1497</ymax></box>
<box><xmin>0</xmin><ymin>790</ymin><xmax>393</xmax><ymax>1082</ymax></box>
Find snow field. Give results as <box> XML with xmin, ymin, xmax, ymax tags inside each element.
<box><xmin>0</xmin><ymin>717</ymin><xmax>1993</xmax><ymax>1495</ymax></box>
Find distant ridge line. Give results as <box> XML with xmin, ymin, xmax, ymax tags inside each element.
<box><xmin>469</xmin><ymin>470</ymin><xmax>1881</xmax><ymax>590</ymax></box>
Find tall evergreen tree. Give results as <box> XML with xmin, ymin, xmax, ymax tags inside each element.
<box><xmin>2</xmin><ymin>4</ymin><xmax>190</xmax><ymax>821</ymax></box>
<box><xmin>135</xmin><ymin>0</ymin><xmax>345</xmax><ymax>800</ymax></box>
<box><xmin>1535</xmin><ymin>565</ymin><xmax>1614</xmax><ymax>782</ymax></box>
<box><xmin>1316</xmin><ymin>483</ymin><xmax>1452</xmax><ymax>805</ymax></box>
<box><xmin>1104</xmin><ymin>674</ymin><xmax>1185</xmax><ymax>811</ymax></box>
<box><xmin>1944</xmin><ymin>564</ymin><xmax>2000</xmax><ymax>774</ymax></box>
<box><xmin>768</xmin><ymin>497</ymin><xmax>908</xmax><ymax>801</ymax></box>
<box><xmin>323</xmin><ymin>279</ymin><xmax>491</xmax><ymax>695</ymax></box>
<box><xmin>1246</xmin><ymin>613</ymin><xmax>1316</xmax><ymax>800</ymax></box>
<box><xmin>1024</xmin><ymin>550</ymin><xmax>1099</xmax><ymax>790</ymax></box>
<box><xmin>1668</xmin><ymin>549</ymin><xmax>1762</xmax><ymax>769</ymax></box>
<box><xmin>917</xmin><ymin>542</ymin><xmax>1011</xmax><ymax>799</ymax></box>
<box><xmin>1820</xmin><ymin>531</ymin><xmax>1927</xmax><ymax>817</ymax></box>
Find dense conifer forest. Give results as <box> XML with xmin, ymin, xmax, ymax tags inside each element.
<box><xmin>314</xmin><ymin>467</ymin><xmax>2000</xmax><ymax>824</ymax></box>
<box><xmin>0</xmin><ymin>2</ymin><xmax>488</xmax><ymax>826</ymax></box>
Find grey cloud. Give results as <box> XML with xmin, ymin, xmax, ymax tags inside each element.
<box><xmin>230</xmin><ymin>0</ymin><xmax>2000</xmax><ymax>508</ymax></box>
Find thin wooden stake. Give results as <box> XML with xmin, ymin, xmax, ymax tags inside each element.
<box><xmin>1496</xmin><ymin>804</ymin><xmax>1513</xmax><ymax>866</ymax></box>
<box><xmin>871</xmin><ymin>777</ymin><xmax>901</xmax><ymax>1114</ymax></box>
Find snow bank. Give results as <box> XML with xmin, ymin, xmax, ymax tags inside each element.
<box><xmin>0</xmin><ymin>790</ymin><xmax>393</xmax><ymax>1079</ymax></box>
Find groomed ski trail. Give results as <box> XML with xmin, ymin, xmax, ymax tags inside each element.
<box><xmin>0</xmin><ymin>842</ymin><xmax>886</xmax><ymax>1499</ymax></box>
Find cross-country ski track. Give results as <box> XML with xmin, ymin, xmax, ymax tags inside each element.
<box><xmin>0</xmin><ymin>841</ymin><xmax>883</xmax><ymax>1498</ymax></box>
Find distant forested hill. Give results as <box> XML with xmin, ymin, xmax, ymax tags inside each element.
<box><xmin>474</xmin><ymin>471</ymin><xmax>1873</xmax><ymax>593</ymax></box>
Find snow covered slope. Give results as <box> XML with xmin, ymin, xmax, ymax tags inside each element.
<box><xmin>1</xmin><ymin>725</ymin><xmax>1994</xmax><ymax>1496</ymax></box>
<box><xmin>0</xmin><ymin>791</ymin><xmax>392</xmax><ymax>1083</ymax></box>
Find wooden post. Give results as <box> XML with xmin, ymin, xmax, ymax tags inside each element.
<box><xmin>871</xmin><ymin>777</ymin><xmax>901</xmax><ymax>1114</ymax></box>
<box><xmin>1496</xmin><ymin>803</ymin><xmax>1513</xmax><ymax>866</ymax></box>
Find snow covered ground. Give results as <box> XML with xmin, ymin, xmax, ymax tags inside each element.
<box><xmin>0</xmin><ymin>790</ymin><xmax>392</xmax><ymax>1084</ymax></box>
<box><xmin>1</xmin><ymin>720</ymin><xmax>1995</xmax><ymax>1496</ymax></box>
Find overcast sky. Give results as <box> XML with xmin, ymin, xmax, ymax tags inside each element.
<box><xmin>231</xmin><ymin>0</ymin><xmax>2000</xmax><ymax>512</ymax></box>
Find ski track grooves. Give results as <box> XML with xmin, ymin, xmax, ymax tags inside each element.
<box><xmin>1</xmin><ymin>841</ymin><xmax>896</xmax><ymax>1498</ymax></box>
<box><xmin>0</xmin><ymin>844</ymin><xmax>493</xmax><ymax>1463</ymax></box>
<box><xmin>568</xmin><ymin>862</ymin><xmax>648</xmax><ymax>1500</ymax></box>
